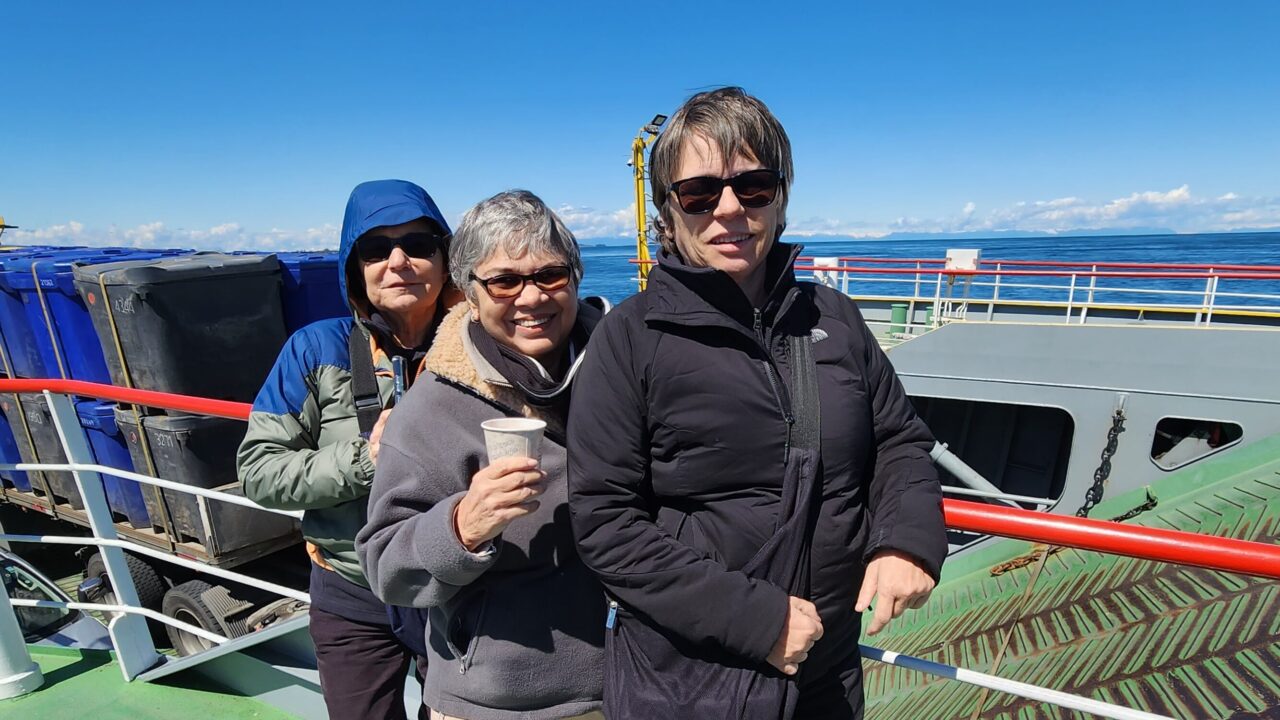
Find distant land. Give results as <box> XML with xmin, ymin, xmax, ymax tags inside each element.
<box><xmin>579</xmin><ymin>226</ymin><xmax>1280</xmax><ymax>248</ymax></box>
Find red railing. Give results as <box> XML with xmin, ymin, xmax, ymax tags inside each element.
<box><xmin>791</xmin><ymin>263</ymin><xmax>1280</xmax><ymax>280</ymax></box>
<box><xmin>0</xmin><ymin>378</ymin><xmax>250</xmax><ymax>420</ymax></box>
<box><xmin>4</xmin><ymin>379</ymin><xmax>1279</xmax><ymax>580</ymax></box>
<box><xmin>824</xmin><ymin>257</ymin><xmax>1280</xmax><ymax>272</ymax></box>
<box><xmin>629</xmin><ymin>257</ymin><xmax>1280</xmax><ymax>279</ymax></box>
<box><xmin>944</xmin><ymin>499</ymin><xmax>1280</xmax><ymax>580</ymax></box>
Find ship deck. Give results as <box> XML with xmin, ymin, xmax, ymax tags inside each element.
<box><xmin>864</xmin><ymin>433</ymin><xmax>1280</xmax><ymax>718</ymax></box>
<box><xmin>4</xmin><ymin>646</ymin><xmax>298</xmax><ymax>719</ymax></box>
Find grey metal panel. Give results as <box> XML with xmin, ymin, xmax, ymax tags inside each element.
<box><xmin>887</xmin><ymin>322</ymin><xmax>1280</xmax><ymax>403</ymax></box>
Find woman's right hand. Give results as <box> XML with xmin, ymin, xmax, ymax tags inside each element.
<box><xmin>453</xmin><ymin>456</ymin><xmax>546</xmax><ymax>552</ymax></box>
<box><xmin>766</xmin><ymin>596</ymin><xmax>824</xmax><ymax>676</ymax></box>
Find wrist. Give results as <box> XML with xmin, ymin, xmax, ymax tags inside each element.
<box><xmin>452</xmin><ymin>498</ymin><xmax>481</xmax><ymax>551</ymax></box>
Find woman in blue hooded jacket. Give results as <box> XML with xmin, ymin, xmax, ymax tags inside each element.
<box><xmin>238</xmin><ymin>179</ymin><xmax>458</xmax><ymax>720</ymax></box>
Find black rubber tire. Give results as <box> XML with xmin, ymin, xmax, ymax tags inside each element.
<box><xmin>162</xmin><ymin>579</ymin><xmax>225</xmax><ymax>656</ymax></box>
<box><xmin>85</xmin><ymin>552</ymin><xmax>166</xmax><ymax>611</ymax></box>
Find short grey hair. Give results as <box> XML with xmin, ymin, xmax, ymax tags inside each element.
<box><xmin>450</xmin><ymin>190</ymin><xmax>584</xmax><ymax>301</ymax></box>
<box><xmin>649</xmin><ymin>87</ymin><xmax>794</xmax><ymax>256</ymax></box>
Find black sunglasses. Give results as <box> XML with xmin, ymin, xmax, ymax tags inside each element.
<box><xmin>470</xmin><ymin>265</ymin><xmax>573</xmax><ymax>299</ymax></box>
<box><xmin>356</xmin><ymin>232</ymin><xmax>446</xmax><ymax>263</ymax></box>
<box><xmin>667</xmin><ymin>169</ymin><xmax>784</xmax><ymax>215</ymax></box>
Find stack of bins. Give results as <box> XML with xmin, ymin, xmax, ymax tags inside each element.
<box><xmin>73</xmin><ymin>253</ymin><xmax>298</xmax><ymax>556</ymax></box>
<box><xmin>0</xmin><ymin>248</ymin><xmax>89</xmax><ymax>379</ymax></box>
<box><xmin>0</xmin><ymin>248</ymin><xmax>113</xmax><ymax>507</ymax></box>
<box><xmin>275</xmin><ymin>252</ymin><xmax>347</xmax><ymax>334</ymax></box>
<box><xmin>0</xmin><ymin>245</ymin><xmax>70</xmax><ymax>491</ymax></box>
<box><xmin>0</xmin><ymin>246</ymin><xmax>60</xmax><ymax>494</ymax></box>
<box><xmin>112</xmin><ymin>409</ymin><xmax>295</xmax><ymax>554</ymax></box>
<box><xmin>27</xmin><ymin>251</ymin><xmax>185</xmax><ymax>524</ymax></box>
<box><xmin>78</xmin><ymin>400</ymin><xmax>149</xmax><ymax>528</ymax></box>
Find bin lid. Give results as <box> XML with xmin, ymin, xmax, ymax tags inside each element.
<box><xmin>73</xmin><ymin>252</ymin><xmax>281</xmax><ymax>287</ymax></box>
<box><xmin>275</xmin><ymin>252</ymin><xmax>338</xmax><ymax>280</ymax></box>
<box><xmin>111</xmin><ymin>405</ymin><xmax>230</xmax><ymax>432</ymax></box>
<box><xmin>37</xmin><ymin>251</ymin><xmax>187</xmax><ymax>294</ymax></box>
<box><xmin>0</xmin><ymin>249</ymin><xmax>90</xmax><ymax>291</ymax></box>
<box><xmin>76</xmin><ymin>399</ymin><xmax>120</xmax><ymax>435</ymax></box>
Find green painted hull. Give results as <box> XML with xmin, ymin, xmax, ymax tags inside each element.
<box><xmin>864</xmin><ymin>434</ymin><xmax>1280</xmax><ymax>719</ymax></box>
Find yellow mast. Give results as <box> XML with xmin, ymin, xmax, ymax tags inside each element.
<box><xmin>0</xmin><ymin>217</ymin><xmax>16</xmax><ymax>246</ymax></box>
<box><xmin>630</xmin><ymin>114</ymin><xmax>666</xmax><ymax>291</ymax></box>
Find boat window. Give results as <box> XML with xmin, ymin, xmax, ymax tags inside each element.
<box><xmin>912</xmin><ymin>396</ymin><xmax>1074</xmax><ymax>550</ymax></box>
<box><xmin>1150</xmin><ymin>417</ymin><xmax>1243</xmax><ymax>471</ymax></box>
<box><xmin>1</xmin><ymin>558</ymin><xmax>76</xmax><ymax>641</ymax></box>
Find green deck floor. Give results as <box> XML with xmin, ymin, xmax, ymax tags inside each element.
<box><xmin>863</xmin><ymin>432</ymin><xmax>1280</xmax><ymax>719</ymax></box>
<box><xmin>3</xmin><ymin>647</ymin><xmax>299</xmax><ymax>719</ymax></box>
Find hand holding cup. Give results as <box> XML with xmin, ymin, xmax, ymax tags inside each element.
<box><xmin>453</xmin><ymin>418</ymin><xmax>548</xmax><ymax>551</ymax></box>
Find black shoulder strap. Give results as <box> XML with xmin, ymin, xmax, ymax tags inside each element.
<box><xmin>787</xmin><ymin>325</ymin><xmax>821</xmax><ymax>454</ymax></box>
<box><xmin>349</xmin><ymin>323</ymin><xmax>382</xmax><ymax>434</ymax></box>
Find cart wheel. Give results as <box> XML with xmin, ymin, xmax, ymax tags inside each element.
<box><xmin>163</xmin><ymin>579</ymin><xmax>226</xmax><ymax>656</ymax></box>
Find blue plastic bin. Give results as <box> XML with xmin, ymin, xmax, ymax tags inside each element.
<box><xmin>9</xmin><ymin>248</ymin><xmax>133</xmax><ymax>380</ymax></box>
<box><xmin>34</xmin><ymin>251</ymin><xmax>183</xmax><ymax>384</ymax></box>
<box><xmin>276</xmin><ymin>252</ymin><xmax>347</xmax><ymax>334</ymax></box>
<box><xmin>0</xmin><ymin>410</ymin><xmax>31</xmax><ymax>492</ymax></box>
<box><xmin>76</xmin><ymin>399</ymin><xmax>149</xmax><ymax>528</ymax></box>
<box><xmin>0</xmin><ymin>248</ymin><xmax>87</xmax><ymax>378</ymax></box>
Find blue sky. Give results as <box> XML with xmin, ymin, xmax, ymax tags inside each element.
<box><xmin>3</xmin><ymin>1</ymin><xmax>1279</xmax><ymax>249</ymax></box>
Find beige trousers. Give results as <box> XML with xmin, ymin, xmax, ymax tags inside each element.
<box><xmin>430</xmin><ymin>711</ymin><xmax>604</xmax><ymax>720</ymax></box>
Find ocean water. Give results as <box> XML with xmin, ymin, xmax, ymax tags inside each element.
<box><xmin>578</xmin><ymin>231</ymin><xmax>1280</xmax><ymax>307</ymax></box>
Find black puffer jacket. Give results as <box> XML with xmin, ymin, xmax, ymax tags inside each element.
<box><xmin>567</xmin><ymin>241</ymin><xmax>946</xmax><ymax>715</ymax></box>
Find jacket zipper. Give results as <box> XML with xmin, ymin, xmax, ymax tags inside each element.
<box><xmin>605</xmin><ymin>599</ymin><xmax>619</xmax><ymax>630</ymax></box>
<box><xmin>754</xmin><ymin>308</ymin><xmax>796</xmax><ymax>459</ymax></box>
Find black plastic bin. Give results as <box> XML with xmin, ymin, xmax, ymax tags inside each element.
<box><xmin>114</xmin><ymin>407</ymin><xmax>298</xmax><ymax>556</ymax></box>
<box><xmin>73</xmin><ymin>253</ymin><xmax>287</xmax><ymax>403</ymax></box>
<box><xmin>0</xmin><ymin>394</ymin><xmax>47</xmax><ymax>496</ymax></box>
<box><xmin>0</xmin><ymin>393</ymin><xmax>78</xmax><ymax>507</ymax></box>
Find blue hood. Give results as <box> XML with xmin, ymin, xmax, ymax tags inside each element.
<box><xmin>337</xmin><ymin>179</ymin><xmax>451</xmax><ymax>307</ymax></box>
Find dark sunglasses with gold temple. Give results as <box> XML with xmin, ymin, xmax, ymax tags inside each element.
<box><xmin>667</xmin><ymin>168</ymin><xmax>784</xmax><ymax>215</ymax></box>
<box><xmin>470</xmin><ymin>265</ymin><xmax>574</xmax><ymax>299</ymax></box>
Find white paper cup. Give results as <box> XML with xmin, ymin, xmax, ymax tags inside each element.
<box><xmin>481</xmin><ymin>417</ymin><xmax>546</xmax><ymax>464</ymax></box>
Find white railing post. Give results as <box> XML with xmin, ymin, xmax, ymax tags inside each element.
<box><xmin>42</xmin><ymin>391</ymin><xmax>162</xmax><ymax>681</ymax></box>
<box><xmin>1196</xmin><ymin>273</ymin><xmax>1213</xmax><ymax>326</ymax></box>
<box><xmin>1065</xmin><ymin>273</ymin><xmax>1077</xmax><ymax>323</ymax></box>
<box><xmin>1206</xmin><ymin>274</ymin><xmax>1219</xmax><ymax>326</ymax></box>
<box><xmin>0</xmin><ymin>573</ymin><xmax>43</xmax><ymax>699</ymax></box>
<box><xmin>1082</xmin><ymin>265</ymin><xmax>1098</xmax><ymax>324</ymax></box>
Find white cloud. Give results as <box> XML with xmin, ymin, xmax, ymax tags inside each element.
<box><xmin>4</xmin><ymin>221</ymin><xmax>340</xmax><ymax>252</ymax></box>
<box><xmin>6</xmin><ymin>186</ymin><xmax>1277</xmax><ymax>250</ymax></box>
<box><xmin>553</xmin><ymin>203</ymin><xmax>634</xmax><ymax>239</ymax></box>
<box><xmin>791</xmin><ymin>186</ymin><xmax>1280</xmax><ymax>237</ymax></box>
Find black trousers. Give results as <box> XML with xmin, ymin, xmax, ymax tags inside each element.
<box><xmin>310</xmin><ymin>606</ymin><xmax>423</xmax><ymax>720</ymax></box>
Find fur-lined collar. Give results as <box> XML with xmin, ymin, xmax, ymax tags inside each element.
<box><xmin>424</xmin><ymin>304</ymin><xmax>566</xmax><ymax>438</ymax></box>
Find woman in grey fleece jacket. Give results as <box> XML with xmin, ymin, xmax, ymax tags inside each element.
<box><xmin>357</xmin><ymin>190</ymin><xmax>605</xmax><ymax>720</ymax></box>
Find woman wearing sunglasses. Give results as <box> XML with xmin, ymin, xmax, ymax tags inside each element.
<box><xmin>239</xmin><ymin>179</ymin><xmax>456</xmax><ymax>720</ymax></box>
<box><xmin>567</xmin><ymin>87</ymin><xmax>947</xmax><ymax>719</ymax></box>
<box><xmin>358</xmin><ymin>190</ymin><xmax>608</xmax><ymax>720</ymax></box>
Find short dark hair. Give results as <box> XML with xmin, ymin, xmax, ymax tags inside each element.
<box><xmin>649</xmin><ymin>87</ymin><xmax>794</xmax><ymax>255</ymax></box>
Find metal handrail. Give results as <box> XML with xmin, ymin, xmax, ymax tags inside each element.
<box><xmin>0</xmin><ymin>380</ymin><xmax>281</xmax><ymax>683</ymax></box>
<box><xmin>0</xmin><ymin>461</ymin><xmax>302</xmax><ymax>519</ymax></box>
<box><xmin>943</xmin><ymin>498</ymin><xmax>1280</xmax><ymax>579</ymax></box>
<box><xmin>861</xmin><ymin>645</ymin><xmax>1172</xmax><ymax>720</ymax></box>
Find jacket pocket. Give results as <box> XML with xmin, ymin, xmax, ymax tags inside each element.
<box><xmin>604</xmin><ymin>602</ymin><xmax>795</xmax><ymax>720</ymax></box>
<box><xmin>446</xmin><ymin>591</ymin><xmax>489</xmax><ymax>674</ymax></box>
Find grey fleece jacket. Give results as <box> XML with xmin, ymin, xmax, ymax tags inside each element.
<box><xmin>356</xmin><ymin>304</ymin><xmax>604</xmax><ymax>720</ymax></box>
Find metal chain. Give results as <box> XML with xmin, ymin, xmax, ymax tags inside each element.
<box><xmin>1109</xmin><ymin>488</ymin><xmax>1158</xmax><ymax>522</ymax></box>
<box><xmin>1075</xmin><ymin>408</ymin><xmax>1127</xmax><ymax>518</ymax></box>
